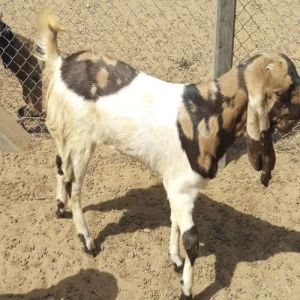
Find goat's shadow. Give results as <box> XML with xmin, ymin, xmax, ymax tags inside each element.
<box><xmin>84</xmin><ymin>184</ymin><xmax>300</xmax><ymax>299</ymax></box>
<box><xmin>0</xmin><ymin>268</ymin><xmax>118</xmax><ymax>300</ymax></box>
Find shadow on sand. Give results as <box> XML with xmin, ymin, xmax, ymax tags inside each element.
<box><xmin>0</xmin><ymin>269</ymin><xmax>118</xmax><ymax>300</ymax></box>
<box><xmin>84</xmin><ymin>184</ymin><xmax>300</xmax><ymax>299</ymax></box>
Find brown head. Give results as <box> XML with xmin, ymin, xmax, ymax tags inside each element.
<box><xmin>242</xmin><ymin>53</ymin><xmax>300</xmax><ymax>186</ymax></box>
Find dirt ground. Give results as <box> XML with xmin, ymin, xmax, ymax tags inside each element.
<box><xmin>1</xmin><ymin>1</ymin><xmax>300</xmax><ymax>299</ymax></box>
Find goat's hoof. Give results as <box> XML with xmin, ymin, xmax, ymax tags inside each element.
<box><xmin>55</xmin><ymin>200</ymin><xmax>66</xmax><ymax>218</ymax></box>
<box><xmin>78</xmin><ymin>234</ymin><xmax>97</xmax><ymax>257</ymax></box>
<box><xmin>55</xmin><ymin>209</ymin><xmax>65</xmax><ymax>218</ymax></box>
<box><xmin>84</xmin><ymin>247</ymin><xmax>97</xmax><ymax>257</ymax></box>
<box><xmin>91</xmin><ymin>248</ymin><xmax>97</xmax><ymax>257</ymax></box>
<box><xmin>173</xmin><ymin>259</ymin><xmax>185</xmax><ymax>274</ymax></box>
<box><xmin>179</xmin><ymin>293</ymin><xmax>193</xmax><ymax>300</ymax></box>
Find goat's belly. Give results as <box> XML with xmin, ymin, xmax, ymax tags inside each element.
<box><xmin>96</xmin><ymin>118</ymin><xmax>175</xmax><ymax>174</ymax></box>
<box><xmin>92</xmin><ymin>73</ymin><xmax>185</xmax><ymax>173</ymax></box>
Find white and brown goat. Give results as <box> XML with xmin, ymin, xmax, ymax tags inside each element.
<box><xmin>36</xmin><ymin>12</ymin><xmax>300</xmax><ymax>300</ymax></box>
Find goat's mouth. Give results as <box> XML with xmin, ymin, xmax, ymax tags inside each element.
<box><xmin>270</xmin><ymin>108</ymin><xmax>299</xmax><ymax>133</ymax></box>
<box><xmin>274</xmin><ymin>118</ymin><xmax>298</xmax><ymax>134</ymax></box>
<box><xmin>271</xmin><ymin>87</ymin><xmax>300</xmax><ymax>134</ymax></box>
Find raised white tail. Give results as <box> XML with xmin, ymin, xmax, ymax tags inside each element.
<box><xmin>35</xmin><ymin>9</ymin><xmax>64</xmax><ymax>64</ymax></box>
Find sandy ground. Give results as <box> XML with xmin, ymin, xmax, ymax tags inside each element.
<box><xmin>0</xmin><ymin>0</ymin><xmax>300</xmax><ymax>299</ymax></box>
<box><xmin>0</xmin><ymin>138</ymin><xmax>300</xmax><ymax>300</ymax></box>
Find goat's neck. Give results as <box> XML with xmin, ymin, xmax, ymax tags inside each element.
<box><xmin>178</xmin><ymin>67</ymin><xmax>248</xmax><ymax>178</ymax></box>
<box><xmin>194</xmin><ymin>67</ymin><xmax>249</xmax><ymax>136</ymax></box>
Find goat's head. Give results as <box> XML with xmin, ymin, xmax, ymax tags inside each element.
<box><xmin>242</xmin><ymin>53</ymin><xmax>300</xmax><ymax>187</ymax></box>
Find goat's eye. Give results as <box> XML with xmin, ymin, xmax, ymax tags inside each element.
<box><xmin>275</xmin><ymin>91</ymin><xmax>282</xmax><ymax>96</ymax></box>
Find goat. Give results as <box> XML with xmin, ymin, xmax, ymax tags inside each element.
<box><xmin>36</xmin><ymin>11</ymin><xmax>300</xmax><ymax>299</ymax></box>
<box><xmin>0</xmin><ymin>12</ymin><xmax>43</xmax><ymax>115</ymax></box>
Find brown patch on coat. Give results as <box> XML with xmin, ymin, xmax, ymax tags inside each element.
<box><xmin>76</xmin><ymin>51</ymin><xmax>100</xmax><ymax>63</ymax></box>
<box><xmin>197</xmin><ymin>82</ymin><xmax>209</xmax><ymax>100</ymax></box>
<box><xmin>197</xmin><ymin>153</ymin><xmax>212</xmax><ymax>174</ymax></box>
<box><xmin>218</xmin><ymin>68</ymin><xmax>240</xmax><ymax>98</ymax></box>
<box><xmin>196</xmin><ymin>81</ymin><xmax>218</xmax><ymax>101</ymax></box>
<box><xmin>222</xmin><ymin>88</ymin><xmax>248</xmax><ymax>132</ymax></box>
<box><xmin>97</xmin><ymin>68</ymin><xmax>109</xmax><ymax>89</ymax></box>
<box><xmin>208</xmin><ymin>81</ymin><xmax>218</xmax><ymax>101</ymax></box>
<box><xmin>235</xmin><ymin>105</ymin><xmax>248</xmax><ymax>136</ymax></box>
<box><xmin>61</xmin><ymin>50</ymin><xmax>139</xmax><ymax>100</ymax></box>
<box><xmin>197</xmin><ymin>117</ymin><xmax>220</xmax><ymax>171</ymax></box>
<box><xmin>208</xmin><ymin>116</ymin><xmax>220</xmax><ymax>136</ymax></box>
<box><xmin>222</xmin><ymin>107</ymin><xmax>236</xmax><ymax>132</ymax></box>
<box><xmin>102</xmin><ymin>55</ymin><xmax>117</xmax><ymax>66</ymax></box>
<box><xmin>178</xmin><ymin>103</ymin><xmax>194</xmax><ymax>140</ymax></box>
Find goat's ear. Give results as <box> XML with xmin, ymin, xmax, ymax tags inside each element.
<box><xmin>245</xmin><ymin>55</ymin><xmax>291</xmax><ymax>186</ymax></box>
<box><xmin>246</xmin><ymin>105</ymin><xmax>262</xmax><ymax>171</ymax></box>
<box><xmin>0</xmin><ymin>11</ymin><xmax>2</xmax><ymax>19</ymax></box>
<box><xmin>265</xmin><ymin>59</ymin><xmax>292</xmax><ymax>94</ymax></box>
<box><xmin>265</xmin><ymin>63</ymin><xmax>275</xmax><ymax>72</ymax></box>
<box><xmin>246</xmin><ymin>95</ymin><xmax>275</xmax><ymax>187</ymax></box>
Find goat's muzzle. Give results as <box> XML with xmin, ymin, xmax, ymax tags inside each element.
<box><xmin>272</xmin><ymin>82</ymin><xmax>300</xmax><ymax>133</ymax></box>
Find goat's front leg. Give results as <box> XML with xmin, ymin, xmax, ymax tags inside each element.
<box><xmin>168</xmin><ymin>187</ymin><xmax>199</xmax><ymax>299</ymax></box>
<box><xmin>170</xmin><ymin>211</ymin><xmax>184</xmax><ymax>273</ymax></box>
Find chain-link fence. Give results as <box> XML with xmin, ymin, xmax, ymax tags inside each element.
<box><xmin>0</xmin><ymin>0</ymin><xmax>214</xmax><ymax>133</ymax></box>
<box><xmin>0</xmin><ymin>0</ymin><xmax>299</xmax><ymax>149</ymax></box>
<box><xmin>234</xmin><ymin>0</ymin><xmax>300</xmax><ymax>63</ymax></box>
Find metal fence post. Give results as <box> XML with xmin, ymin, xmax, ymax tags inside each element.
<box><xmin>213</xmin><ymin>0</ymin><xmax>237</xmax><ymax>168</ymax></box>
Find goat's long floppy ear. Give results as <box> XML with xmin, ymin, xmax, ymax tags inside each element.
<box><xmin>0</xmin><ymin>11</ymin><xmax>2</xmax><ymax>19</ymax></box>
<box><xmin>247</xmin><ymin>96</ymin><xmax>275</xmax><ymax>187</ymax></box>
<box><xmin>246</xmin><ymin>59</ymin><xmax>278</xmax><ymax>187</ymax></box>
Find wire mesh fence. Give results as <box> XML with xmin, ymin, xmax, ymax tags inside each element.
<box><xmin>234</xmin><ymin>0</ymin><xmax>300</xmax><ymax>64</ymax></box>
<box><xmin>0</xmin><ymin>0</ymin><xmax>299</xmax><ymax>151</ymax></box>
<box><xmin>0</xmin><ymin>0</ymin><xmax>214</xmax><ymax>133</ymax></box>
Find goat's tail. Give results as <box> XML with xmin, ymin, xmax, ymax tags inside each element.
<box><xmin>35</xmin><ymin>9</ymin><xmax>64</xmax><ymax>65</ymax></box>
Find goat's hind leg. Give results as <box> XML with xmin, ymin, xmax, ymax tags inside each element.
<box><xmin>69</xmin><ymin>143</ymin><xmax>96</xmax><ymax>257</ymax></box>
<box><xmin>55</xmin><ymin>154</ymin><xmax>70</xmax><ymax>218</ymax></box>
